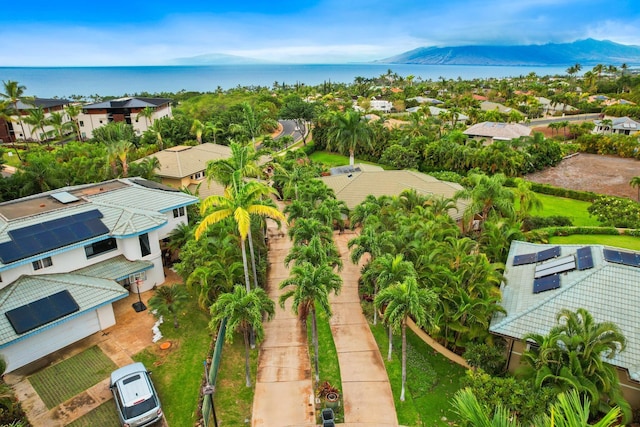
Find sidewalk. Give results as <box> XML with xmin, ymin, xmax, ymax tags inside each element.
<box><xmin>252</xmin><ymin>215</ymin><xmax>316</xmax><ymax>427</ymax></box>
<box><xmin>331</xmin><ymin>231</ymin><xmax>398</xmax><ymax>426</ymax></box>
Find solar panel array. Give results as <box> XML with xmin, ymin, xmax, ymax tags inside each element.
<box><xmin>5</xmin><ymin>290</ymin><xmax>79</xmax><ymax>335</ymax></box>
<box><xmin>576</xmin><ymin>247</ymin><xmax>594</xmax><ymax>270</ymax></box>
<box><xmin>0</xmin><ymin>209</ymin><xmax>109</xmax><ymax>264</ymax></box>
<box><xmin>534</xmin><ymin>255</ymin><xmax>576</xmax><ymax>279</ymax></box>
<box><xmin>533</xmin><ymin>274</ymin><xmax>560</xmax><ymax>294</ymax></box>
<box><xmin>603</xmin><ymin>248</ymin><xmax>640</xmax><ymax>267</ymax></box>
<box><xmin>512</xmin><ymin>246</ymin><xmax>561</xmax><ymax>266</ymax></box>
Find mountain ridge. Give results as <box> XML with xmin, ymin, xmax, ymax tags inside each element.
<box><xmin>377</xmin><ymin>39</ymin><xmax>640</xmax><ymax>66</ymax></box>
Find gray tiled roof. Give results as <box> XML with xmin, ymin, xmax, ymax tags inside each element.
<box><xmin>137</xmin><ymin>143</ymin><xmax>232</xmax><ymax>179</ymax></box>
<box><xmin>0</xmin><ymin>273</ymin><xmax>127</xmax><ymax>347</ymax></box>
<box><xmin>320</xmin><ymin>169</ymin><xmax>468</xmax><ymax>220</ymax></box>
<box><xmin>594</xmin><ymin>116</ymin><xmax>640</xmax><ymax>131</ymax></box>
<box><xmin>490</xmin><ymin>241</ymin><xmax>640</xmax><ymax>380</ymax></box>
<box><xmin>82</xmin><ymin>97</ymin><xmax>171</xmax><ymax>110</ymax></box>
<box><xmin>73</xmin><ymin>255</ymin><xmax>153</xmax><ymax>281</ymax></box>
<box><xmin>464</xmin><ymin>121</ymin><xmax>532</xmax><ymax>140</ymax></box>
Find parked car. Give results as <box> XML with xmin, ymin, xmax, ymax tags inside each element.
<box><xmin>110</xmin><ymin>362</ymin><xmax>163</xmax><ymax>427</ymax></box>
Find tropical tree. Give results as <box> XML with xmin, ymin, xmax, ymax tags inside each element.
<box><xmin>0</xmin><ymin>80</ymin><xmax>28</xmax><ymax>141</ymax></box>
<box><xmin>374</xmin><ymin>275</ymin><xmax>438</xmax><ymax>401</ymax></box>
<box><xmin>64</xmin><ymin>103</ymin><xmax>83</xmax><ymax>141</ymax></box>
<box><xmin>326</xmin><ymin>109</ymin><xmax>373</xmax><ymax>166</ymax></box>
<box><xmin>46</xmin><ymin>111</ymin><xmax>73</xmax><ymax>139</ymax></box>
<box><xmin>148</xmin><ymin>284</ymin><xmax>189</xmax><ymax>328</ymax></box>
<box><xmin>455</xmin><ymin>173</ymin><xmax>515</xmax><ymax>232</ymax></box>
<box><xmin>136</xmin><ymin>106</ymin><xmax>154</xmax><ymax>128</ymax></box>
<box><xmin>279</xmin><ymin>262</ymin><xmax>342</xmax><ymax>382</ymax></box>
<box><xmin>279</xmin><ymin>96</ymin><xmax>316</xmax><ymax>144</ymax></box>
<box><xmin>205</xmin><ymin>141</ymin><xmax>262</xmax><ymax>187</ymax></box>
<box><xmin>210</xmin><ymin>285</ymin><xmax>275</xmax><ymax>387</ymax></box>
<box><xmin>195</xmin><ymin>175</ymin><xmax>285</xmax><ymax>292</ymax></box>
<box><xmin>630</xmin><ymin>176</ymin><xmax>640</xmax><ymax>201</ymax></box>
<box><xmin>191</xmin><ymin>119</ymin><xmax>205</xmax><ymax>144</ymax></box>
<box><xmin>23</xmin><ymin>106</ymin><xmax>49</xmax><ymax>144</ymax></box>
<box><xmin>0</xmin><ymin>101</ymin><xmax>22</xmax><ymax>160</ymax></box>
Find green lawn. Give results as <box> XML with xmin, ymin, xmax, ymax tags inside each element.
<box><xmin>549</xmin><ymin>234</ymin><xmax>640</xmax><ymax>250</ymax></box>
<box><xmin>66</xmin><ymin>402</ymin><xmax>120</xmax><ymax>427</ymax></box>
<box><xmin>369</xmin><ymin>320</ymin><xmax>466</xmax><ymax>427</ymax></box>
<box><xmin>529</xmin><ymin>193</ymin><xmax>600</xmax><ymax>227</ymax></box>
<box><xmin>133</xmin><ymin>293</ymin><xmax>212</xmax><ymax>427</ymax></box>
<box><xmin>309</xmin><ymin>151</ymin><xmax>392</xmax><ymax>169</ymax></box>
<box><xmin>28</xmin><ymin>346</ymin><xmax>116</xmax><ymax>409</ymax></box>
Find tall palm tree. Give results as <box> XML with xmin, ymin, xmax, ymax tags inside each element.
<box><xmin>136</xmin><ymin>106</ymin><xmax>154</xmax><ymax>129</ymax></box>
<box><xmin>210</xmin><ymin>285</ymin><xmax>275</xmax><ymax>387</ymax></box>
<box><xmin>455</xmin><ymin>173</ymin><xmax>515</xmax><ymax>232</ymax></box>
<box><xmin>374</xmin><ymin>275</ymin><xmax>437</xmax><ymax>401</ymax></box>
<box><xmin>64</xmin><ymin>103</ymin><xmax>83</xmax><ymax>141</ymax></box>
<box><xmin>148</xmin><ymin>284</ymin><xmax>189</xmax><ymax>328</ymax></box>
<box><xmin>326</xmin><ymin>109</ymin><xmax>373</xmax><ymax>166</ymax></box>
<box><xmin>279</xmin><ymin>262</ymin><xmax>342</xmax><ymax>382</ymax></box>
<box><xmin>191</xmin><ymin>119</ymin><xmax>205</xmax><ymax>144</ymax></box>
<box><xmin>47</xmin><ymin>111</ymin><xmax>73</xmax><ymax>139</ymax></box>
<box><xmin>195</xmin><ymin>175</ymin><xmax>285</xmax><ymax>292</ymax></box>
<box><xmin>23</xmin><ymin>106</ymin><xmax>49</xmax><ymax>144</ymax></box>
<box><xmin>206</xmin><ymin>141</ymin><xmax>262</xmax><ymax>187</ymax></box>
<box><xmin>0</xmin><ymin>80</ymin><xmax>28</xmax><ymax>141</ymax></box>
<box><xmin>0</xmin><ymin>100</ymin><xmax>22</xmax><ymax>160</ymax></box>
<box><xmin>629</xmin><ymin>176</ymin><xmax>640</xmax><ymax>201</ymax></box>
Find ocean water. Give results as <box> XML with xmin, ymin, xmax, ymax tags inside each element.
<box><xmin>0</xmin><ymin>64</ymin><xmax>568</xmax><ymax>99</ymax></box>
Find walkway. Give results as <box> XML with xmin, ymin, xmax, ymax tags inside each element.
<box><xmin>252</xmin><ymin>216</ymin><xmax>316</xmax><ymax>427</ymax></box>
<box><xmin>331</xmin><ymin>231</ymin><xmax>398</xmax><ymax>426</ymax></box>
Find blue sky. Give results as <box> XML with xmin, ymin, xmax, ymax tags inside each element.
<box><xmin>2</xmin><ymin>0</ymin><xmax>639</xmax><ymax>66</ymax></box>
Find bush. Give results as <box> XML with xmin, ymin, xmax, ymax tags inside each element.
<box><xmin>528</xmin><ymin>183</ymin><xmax>598</xmax><ymax>202</ymax></box>
<box><xmin>463</xmin><ymin>342</ymin><xmax>506</xmax><ymax>376</ymax></box>
<box><xmin>588</xmin><ymin>196</ymin><xmax>640</xmax><ymax>228</ymax></box>
<box><xmin>523</xmin><ymin>215</ymin><xmax>573</xmax><ymax>231</ymax></box>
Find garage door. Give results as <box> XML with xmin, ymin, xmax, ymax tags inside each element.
<box><xmin>2</xmin><ymin>310</ymin><xmax>100</xmax><ymax>372</ymax></box>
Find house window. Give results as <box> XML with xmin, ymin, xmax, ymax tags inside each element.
<box><xmin>139</xmin><ymin>233</ymin><xmax>151</xmax><ymax>257</ymax></box>
<box><xmin>79</xmin><ymin>120</ymin><xmax>84</xmax><ymax>127</ymax></box>
<box><xmin>85</xmin><ymin>237</ymin><xmax>117</xmax><ymax>258</ymax></box>
<box><xmin>172</xmin><ymin>207</ymin><xmax>185</xmax><ymax>218</ymax></box>
<box><xmin>32</xmin><ymin>257</ymin><xmax>53</xmax><ymax>271</ymax></box>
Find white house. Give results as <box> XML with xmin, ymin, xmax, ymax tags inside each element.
<box><xmin>593</xmin><ymin>116</ymin><xmax>640</xmax><ymax>135</ymax></box>
<box><xmin>463</xmin><ymin>121</ymin><xmax>532</xmax><ymax>144</ymax></box>
<box><xmin>0</xmin><ymin>178</ymin><xmax>198</xmax><ymax>372</ymax></box>
<box><xmin>79</xmin><ymin>97</ymin><xmax>173</xmax><ymax>140</ymax></box>
<box><xmin>0</xmin><ymin>98</ymin><xmax>71</xmax><ymax>143</ymax></box>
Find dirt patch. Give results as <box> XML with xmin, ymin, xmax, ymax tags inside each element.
<box><xmin>525</xmin><ymin>153</ymin><xmax>640</xmax><ymax>199</ymax></box>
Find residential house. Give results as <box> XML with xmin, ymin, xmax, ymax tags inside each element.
<box><xmin>406</xmin><ymin>96</ymin><xmax>444</xmax><ymax>105</ymax></box>
<box><xmin>135</xmin><ymin>143</ymin><xmax>233</xmax><ymax>199</ymax></box>
<box><xmin>463</xmin><ymin>121</ymin><xmax>531</xmax><ymax>144</ymax></box>
<box><xmin>320</xmin><ymin>167</ymin><xmax>469</xmax><ymax>222</ymax></box>
<box><xmin>480</xmin><ymin>101</ymin><xmax>522</xmax><ymax>115</ymax></box>
<box><xmin>534</xmin><ymin>96</ymin><xmax>577</xmax><ymax>116</ymax></box>
<box><xmin>490</xmin><ymin>241</ymin><xmax>640</xmax><ymax>406</ymax></box>
<box><xmin>0</xmin><ymin>178</ymin><xmax>198</xmax><ymax>372</ymax></box>
<box><xmin>593</xmin><ymin>116</ymin><xmax>640</xmax><ymax>135</ymax></box>
<box><xmin>354</xmin><ymin>98</ymin><xmax>394</xmax><ymax>113</ymax></box>
<box><xmin>405</xmin><ymin>106</ymin><xmax>469</xmax><ymax>122</ymax></box>
<box><xmin>0</xmin><ymin>98</ymin><xmax>70</xmax><ymax>143</ymax></box>
<box><xmin>79</xmin><ymin>97</ymin><xmax>172</xmax><ymax>140</ymax></box>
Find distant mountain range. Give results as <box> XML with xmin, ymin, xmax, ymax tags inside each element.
<box><xmin>377</xmin><ymin>39</ymin><xmax>640</xmax><ymax>66</ymax></box>
<box><xmin>167</xmin><ymin>53</ymin><xmax>270</xmax><ymax>65</ymax></box>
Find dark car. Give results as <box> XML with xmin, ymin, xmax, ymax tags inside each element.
<box><xmin>110</xmin><ymin>362</ymin><xmax>163</xmax><ymax>427</ymax></box>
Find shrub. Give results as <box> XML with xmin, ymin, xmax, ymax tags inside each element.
<box><xmin>588</xmin><ymin>196</ymin><xmax>640</xmax><ymax>228</ymax></box>
<box><xmin>528</xmin><ymin>183</ymin><xmax>598</xmax><ymax>202</ymax></box>
<box><xmin>522</xmin><ymin>215</ymin><xmax>573</xmax><ymax>231</ymax></box>
<box><xmin>463</xmin><ymin>341</ymin><xmax>506</xmax><ymax>376</ymax></box>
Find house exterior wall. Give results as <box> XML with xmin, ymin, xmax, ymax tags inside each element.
<box><xmin>96</xmin><ymin>304</ymin><xmax>116</xmax><ymax>329</ymax></box>
<box><xmin>505</xmin><ymin>338</ymin><xmax>640</xmax><ymax>409</ymax></box>
<box><xmin>78</xmin><ymin>111</ymin><xmax>109</xmax><ymax>140</ymax></box>
<box><xmin>160</xmin><ymin>177</ymin><xmax>191</xmax><ymax>189</ymax></box>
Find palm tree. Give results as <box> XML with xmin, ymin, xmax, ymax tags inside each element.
<box><xmin>148</xmin><ymin>284</ymin><xmax>189</xmax><ymax>328</ymax></box>
<box><xmin>136</xmin><ymin>106</ymin><xmax>154</xmax><ymax>128</ymax></box>
<box><xmin>64</xmin><ymin>103</ymin><xmax>83</xmax><ymax>141</ymax></box>
<box><xmin>191</xmin><ymin>119</ymin><xmax>205</xmax><ymax>144</ymax></box>
<box><xmin>23</xmin><ymin>106</ymin><xmax>49</xmax><ymax>144</ymax></box>
<box><xmin>455</xmin><ymin>173</ymin><xmax>515</xmax><ymax>232</ymax></box>
<box><xmin>205</xmin><ymin>141</ymin><xmax>262</xmax><ymax>187</ymax></box>
<box><xmin>204</xmin><ymin>120</ymin><xmax>223</xmax><ymax>144</ymax></box>
<box><xmin>210</xmin><ymin>285</ymin><xmax>275</xmax><ymax>387</ymax></box>
<box><xmin>326</xmin><ymin>109</ymin><xmax>373</xmax><ymax>166</ymax></box>
<box><xmin>195</xmin><ymin>175</ymin><xmax>285</xmax><ymax>293</ymax></box>
<box><xmin>0</xmin><ymin>80</ymin><xmax>28</xmax><ymax>141</ymax></box>
<box><xmin>0</xmin><ymin>100</ymin><xmax>22</xmax><ymax>160</ymax></box>
<box><xmin>629</xmin><ymin>176</ymin><xmax>640</xmax><ymax>201</ymax></box>
<box><xmin>279</xmin><ymin>262</ymin><xmax>342</xmax><ymax>382</ymax></box>
<box><xmin>47</xmin><ymin>111</ymin><xmax>73</xmax><ymax>139</ymax></box>
<box><xmin>374</xmin><ymin>275</ymin><xmax>437</xmax><ymax>401</ymax></box>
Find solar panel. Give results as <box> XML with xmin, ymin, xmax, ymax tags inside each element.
<box><xmin>576</xmin><ymin>247</ymin><xmax>594</xmax><ymax>270</ymax></box>
<box><xmin>5</xmin><ymin>290</ymin><xmax>79</xmax><ymax>335</ymax></box>
<box><xmin>603</xmin><ymin>248</ymin><xmax>640</xmax><ymax>267</ymax></box>
<box><xmin>534</xmin><ymin>255</ymin><xmax>576</xmax><ymax>278</ymax></box>
<box><xmin>51</xmin><ymin>191</ymin><xmax>79</xmax><ymax>204</ymax></box>
<box><xmin>0</xmin><ymin>209</ymin><xmax>109</xmax><ymax>264</ymax></box>
<box><xmin>513</xmin><ymin>252</ymin><xmax>537</xmax><ymax>266</ymax></box>
<box><xmin>533</xmin><ymin>274</ymin><xmax>561</xmax><ymax>294</ymax></box>
<box><xmin>537</xmin><ymin>246</ymin><xmax>561</xmax><ymax>262</ymax></box>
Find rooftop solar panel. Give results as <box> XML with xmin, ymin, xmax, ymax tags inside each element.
<box><xmin>603</xmin><ymin>248</ymin><xmax>640</xmax><ymax>267</ymax></box>
<box><xmin>5</xmin><ymin>290</ymin><xmax>79</xmax><ymax>335</ymax></box>
<box><xmin>534</xmin><ymin>255</ymin><xmax>576</xmax><ymax>278</ymax></box>
<box><xmin>513</xmin><ymin>252</ymin><xmax>537</xmax><ymax>266</ymax></box>
<box><xmin>537</xmin><ymin>246</ymin><xmax>561</xmax><ymax>262</ymax></box>
<box><xmin>576</xmin><ymin>247</ymin><xmax>594</xmax><ymax>270</ymax></box>
<box><xmin>51</xmin><ymin>191</ymin><xmax>79</xmax><ymax>204</ymax></box>
<box><xmin>533</xmin><ymin>274</ymin><xmax>561</xmax><ymax>294</ymax></box>
<box><xmin>0</xmin><ymin>209</ymin><xmax>109</xmax><ymax>264</ymax></box>
<box><xmin>603</xmin><ymin>248</ymin><xmax>623</xmax><ymax>264</ymax></box>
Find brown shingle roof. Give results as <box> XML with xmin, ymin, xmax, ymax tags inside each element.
<box><xmin>140</xmin><ymin>143</ymin><xmax>232</xmax><ymax>179</ymax></box>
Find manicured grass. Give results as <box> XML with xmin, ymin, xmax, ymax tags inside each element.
<box><xmin>530</xmin><ymin>193</ymin><xmax>600</xmax><ymax>227</ymax></box>
<box><xmin>66</xmin><ymin>402</ymin><xmax>120</xmax><ymax>427</ymax></box>
<box><xmin>212</xmin><ymin>334</ymin><xmax>257</xmax><ymax>425</ymax></box>
<box><xmin>369</xmin><ymin>319</ymin><xmax>466</xmax><ymax>426</ymax></box>
<box><xmin>309</xmin><ymin>151</ymin><xmax>392</xmax><ymax>170</ymax></box>
<box><xmin>550</xmin><ymin>234</ymin><xmax>640</xmax><ymax>250</ymax></box>
<box><xmin>133</xmin><ymin>294</ymin><xmax>212</xmax><ymax>427</ymax></box>
<box><xmin>311</xmin><ymin>309</ymin><xmax>343</xmax><ymax>423</ymax></box>
<box><xmin>28</xmin><ymin>346</ymin><xmax>116</xmax><ymax>409</ymax></box>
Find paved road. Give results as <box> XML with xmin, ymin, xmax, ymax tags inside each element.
<box><xmin>275</xmin><ymin>119</ymin><xmax>306</xmax><ymax>143</ymax></box>
<box><xmin>252</xmin><ymin>212</ymin><xmax>316</xmax><ymax>427</ymax></box>
<box><xmin>330</xmin><ymin>232</ymin><xmax>398</xmax><ymax>427</ymax></box>
<box><xmin>526</xmin><ymin>113</ymin><xmax>600</xmax><ymax>127</ymax></box>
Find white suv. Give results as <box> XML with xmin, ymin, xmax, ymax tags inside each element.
<box><xmin>110</xmin><ymin>362</ymin><xmax>163</xmax><ymax>427</ymax></box>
